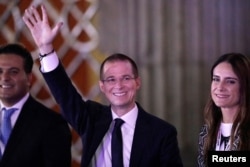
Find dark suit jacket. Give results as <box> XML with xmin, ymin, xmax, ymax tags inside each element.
<box><xmin>43</xmin><ymin>63</ymin><xmax>183</xmax><ymax>167</ymax></box>
<box><xmin>0</xmin><ymin>96</ymin><xmax>72</xmax><ymax>167</ymax></box>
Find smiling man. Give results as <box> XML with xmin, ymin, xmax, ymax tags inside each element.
<box><xmin>0</xmin><ymin>43</ymin><xmax>71</xmax><ymax>167</ymax></box>
<box><xmin>22</xmin><ymin>4</ymin><xmax>183</xmax><ymax>167</ymax></box>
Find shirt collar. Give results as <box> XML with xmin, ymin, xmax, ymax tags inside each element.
<box><xmin>0</xmin><ymin>93</ymin><xmax>30</xmax><ymax>110</ymax></box>
<box><xmin>111</xmin><ymin>104</ymin><xmax>138</xmax><ymax>129</ymax></box>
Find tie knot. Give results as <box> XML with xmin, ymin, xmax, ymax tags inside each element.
<box><xmin>2</xmin><ymin>108</ymin><xmax>18</xmax><ymax>119</ymax></box>
<box><xmin>114</xmin><ymin>118</ymin><xmax>124</xmax><ymax>128</ymax></box>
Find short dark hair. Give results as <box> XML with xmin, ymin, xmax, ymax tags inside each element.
<box><xmin>0</xmin><ymin>43</ymin><xmax>34</xmax><ymax>73</ymax></box>
<box><xmin>100</xmin><ymin>53</ymin><xmax>139</xmax><ymax>80</ymax></box>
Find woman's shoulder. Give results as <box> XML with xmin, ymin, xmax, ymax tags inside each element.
<box><xmin>199</xmin><ymin>124</ymin><xmax>209</xmax><ymax>137</ymax></box>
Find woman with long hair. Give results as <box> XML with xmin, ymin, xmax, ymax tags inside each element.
<box><xmin>197</xmin><ymin>53</ymin><xmax>250</xmax><ymax>166</ymax></box>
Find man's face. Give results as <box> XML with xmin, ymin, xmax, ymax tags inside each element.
<box><xmin>0</xmin><ymin>54</ymin><xmax>32</xmax><ymax>106</ymax></box>
<box><xmin>99</xmin><ymin>60</ymin><xmax>141</xmax><ymax>112</ymax></box>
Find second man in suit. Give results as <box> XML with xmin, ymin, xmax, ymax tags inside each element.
<box><xmin>0</xmin><ymin>43</ymin><xmax>71</xmax><ymax>167</ymax></box>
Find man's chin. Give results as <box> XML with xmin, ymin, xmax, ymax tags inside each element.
<box><xmin>0</xmin><ymin>95</ymin><xmax>15</xmax><ymax>103</ymax></box>
<box><xmin>111</xmin><ymin>101</ymin><xmax>134</xmax><ymax>109</ymax></box>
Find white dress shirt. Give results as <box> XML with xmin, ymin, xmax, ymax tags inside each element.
<box><xmin>90</xmin><ymin>105</ymin><xmax>138</xmax><ymax>167</ymax></box>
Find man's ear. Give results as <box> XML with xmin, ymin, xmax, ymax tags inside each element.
<box><xmin>99</xmin><ymin>80</ymin><xmax>105</xmax><ymax>93</ymax></box>
<box><xmin>27</xmin><ymin>73</ymin><xmax>33</xmax><ymax>88</ymax></box>
<box><xmin>135</xmin><ymin>76</ymin><xmax>141</xmax><ymax>90</ymax></box>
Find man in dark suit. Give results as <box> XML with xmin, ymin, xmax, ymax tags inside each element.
<box><xmin>0</xmin><ymin>43</ymin><xmax>71</xmax><ymax>167</ymax></box>
<box><xmin>23</xmin><ymin>5</ymin><xmax>183</xmax><ymax>167</ymax></box>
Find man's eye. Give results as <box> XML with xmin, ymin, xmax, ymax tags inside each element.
<box><xmin>10</xmin><ymin>70</ymin><xmax>18</xmax><ymax>74</ymax></box>
<box><xmin>107</xmin><ymin>78</ymin><xmax>116</xmax><ymax>83</ymax></box>
<box><xmin>124</xmin><ymin>77</ymin><xmax>131</xmax><ymax>81</ymax></box>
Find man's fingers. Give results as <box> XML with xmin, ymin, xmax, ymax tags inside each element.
<box><xmin>24</xmin><ymin>9</ymin><xmax>35</xmax><ymax>25</ymax></box>
<box><xmin>31</xmin><ymin>5</ymin><xmax>42</xmax><ymax>22</ymax></box>
<box><xmin>52</xmin><ymin>22</ymin><xmax>63</xmax><ymax>35</ymax></box>
<box><xmin>22</xmin><ymin>9</ymin><xmax>35</xmax><ymax>29</ymax></box>
<box><xmin>41</xmin><ymin>5</ymin><xmax>49</xmax><ymax>24</ymax></box>
<box><xmin>22</xmin><ymin>15</ymin><xmax>33</xmax><ymax>30</ymax></box>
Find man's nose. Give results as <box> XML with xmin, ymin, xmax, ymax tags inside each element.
<box><xmin>0</xmin><ymin>72</ymin><xmax>11</xmax><ymax>81</ymax></box>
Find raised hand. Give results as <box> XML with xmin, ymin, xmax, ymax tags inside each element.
<box><xmin>22</xmin><ymin>5</ymin><xmax>63</xmax><ymax>54</ymax></box>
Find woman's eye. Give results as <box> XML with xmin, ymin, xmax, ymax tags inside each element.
<box><xmin>227</xmin><ymin>80</ymin><xmax>236</xmax><ymax>84</ymax></box>
<box><xmin>212</xmin><ymin>78</ymin><xmax>219</xmax><ymax>82</ymax></box>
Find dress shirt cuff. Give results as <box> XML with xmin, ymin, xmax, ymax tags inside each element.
<box><xmin>40</xmin><ymin>52</ymin><xmax>59</xmax><ymax>72</ymax></box>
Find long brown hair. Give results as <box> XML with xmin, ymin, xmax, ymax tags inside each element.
<box><xmin>203</xmin><ymin>53</ymin><xmax>250</xmax><ymax>163</ymax></box>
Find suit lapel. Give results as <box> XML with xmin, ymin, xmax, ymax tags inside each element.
<box><xmin>84</xmin><ymin>106</ymin><xmax>112</xmax><ymax>166</ymax></box>
<box><xmin>3</xmin><ymin>96</ymin><xmax>35</xmax><ymax>158</ymax></box>
<box><xmin>129</xmin><ymin>106</ymin><xmax>151</xmax><ymax>167</ymax></box>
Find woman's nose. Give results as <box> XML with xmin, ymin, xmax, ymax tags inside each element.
<box><xmin>217</xmin><ymin>81</ymin><xmax>225</xmax><ymax>91</ymax></box>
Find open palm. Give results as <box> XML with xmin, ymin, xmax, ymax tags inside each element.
<box><xmin>23</xmin><ymin>5</ymin><xmax>62</xmax><ymax>50</ymax></box>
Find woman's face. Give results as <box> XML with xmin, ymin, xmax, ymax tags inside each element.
<box><xmin>211</xmin><ymin>62</ymin><xmax>240</xmax><ymax>110</ymax></box>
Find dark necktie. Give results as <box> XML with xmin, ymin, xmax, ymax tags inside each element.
<box><xmin>1</xmin><ymin>108</ymin><xmax>17</xmax><ymax>145</ymax></box>
<box><xmin>220</xmin><ymin>135</ymin><xmax>230</xmax><ymax>150</ymax></box>
<box><xmin>111</xmin><ymin>118</ymin><xmax>124</xmax><ymax>167</ymax></box>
